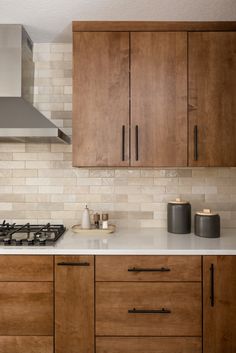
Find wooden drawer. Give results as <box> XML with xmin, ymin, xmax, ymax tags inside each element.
<box><xmin>96</xmin><ymin>255</ymin><xmax>201</xmax><ymax>282</ymax></box>
<box><xmin>96</xmin><ymin>337</ymin><xmax>202</xmax><ymax>353</ymax></box>
<box><xmin>0</xmin><ymin>256</ymin><xmax>53</xmax><ymax>281</ymax></box>
<box><xmin>96</xmin><ymin>282</ymin><xmax>201</xmax><ymax>336</ymax></box>
<box><xmin>0</xmin><ymin>282</ymin><xmax>53</xmax><ymax>335</ymax></box>
<box><xmin>0</xmin><ymin>336</ymin><xmax>53</xmax><ymax>353</ymax></box>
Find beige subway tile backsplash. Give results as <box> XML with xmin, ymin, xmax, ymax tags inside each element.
<box><xmin>0</xmin><ymin>43</ymin><xmax>234</xmax><ymax>229</ymax></box>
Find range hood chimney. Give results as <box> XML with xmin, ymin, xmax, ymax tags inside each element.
<box><xmin>0</xmin><ymin>25</ymin><xmax>71</xmax><ymax>143</ymax></box>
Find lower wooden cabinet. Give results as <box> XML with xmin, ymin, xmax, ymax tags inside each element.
<box><xmin>203</xmin><ymin>256</ymin><xmax>236</xmax><ymax>353</ymax></box>
<box><xmin>55</xmin><ymin>255</ymin><xmax>94</xmax><ymax>353</ymax></box>
<box><xmin>0</xmin><ymin>254</ymin><xmax>235</xmax><ymax>353</ymax></box>
<box><xmin>97</xmin><ymin>337</ymin><xmax>202</xmax><ymax>353</ymax></box>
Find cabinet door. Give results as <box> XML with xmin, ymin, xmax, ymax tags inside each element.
<box><xmin>0</xmin><ymin>282</ymin><xmax>53</xmax><ymax>336</ymax></box>
<box><xmin>130</xmin><ymin>32</ymin><xmax>187</xmax><ymax>167</ymax></box>
<box><xmin>203</xmin><ymin>256</ymin><xmax>236</xmax><ymax>353</ymax></box>
<box><xmin>189</xmin><ymin>32</ymin><xmax>236</xmax><ymax>166</ymax></box>
<box><xmin>55</xmin><ymin>256</ymin><xmax>94</xmax><ymax>353</ymax></box>
<box><xmin>73</xmin><ymin>32</ymin><xmax>129</xmax><ymax>167</ymax></box>
<box><xmin>0</xmin><ymin>336</ymin><xmax>53</xmax><ymax>353</ymax></box>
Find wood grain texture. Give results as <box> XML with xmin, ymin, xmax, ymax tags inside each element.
<box><xmin>188</xmin><ymin>32</ymin><xmax>236</xmax><ymax>166</ymax></box>
<box><xmin>0</xmin><ymin>255</ymin><xmax>53</xmax><ymax>281</ymax></box>
<box><xmin>73</xmin><ymin>21</ymin><xmax>236</xmax><ymax>32</ymax></box>
<box><xmin>55</xmin><ymin>256</ymin><xmax>94</xmax><ymax>353</ymax></box>
<box><xmin>203</xmin><ymin>256</ymin><xmax>236</xmax><ymax>353</ymax></box>
<box><xmin>0</xmin><ymin>282</ymin><xmax>53</xmax><ymax>335</ymax></box>
<box><xmin>96</xmin><ymin>282</ymin><xmax>202</xmax><ymax>336</ymax></box>
<box><xmin>131</xmin><ymin>32</ymin><xmax>187</xmax><ymax>167</ymax></box>
<box><xmin>96</xmin><ymin>337</ymin><xmax>202</xmax><ymax>353</ymax></box>
<box><xmin>73</xmin><ymin>32</ymin><xmax>129</xmax><ymax>167</ymax></box>
<box><xmin>96</xmin><ymin>255</ymin><xmax>201</xmax><ymax>282</ymax></box>
<box><xmin>0</xmin><ymin>336</ymin><xmax>53</xmax><ymax>353</ymax></box>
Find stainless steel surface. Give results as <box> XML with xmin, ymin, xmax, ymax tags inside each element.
<box><xmin>0</xmin><ymin>25</ymin><xmax>71</xmax><ymax>144</ymax></box>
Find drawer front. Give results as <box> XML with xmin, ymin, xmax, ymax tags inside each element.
<box><xmin>96</xmin><ymin>337</ymin><xmax>202</xmax><ymax>353</ymax></box>
<box><xmin>0</xmin><ymin>282</ymin><xmax>53</xmax><ymax>335</ymax></box>
<box><xmin>96</xmin><ymin>282</ymin><xmax>201</xmax><ymax>336</ymax></box>
<box><xmin>0</xmin><ymin>256</ymin><xmax>53</xmax><ymax>281</ymax></box>
<box><xmin>96</xmin><ymin>255</ymin><xmax>201</xmax><ymax>282</ymax></box>
<box><xmin>0</xmin><ymin>336</ymin><xmax>53</xmax><ymax>353</ymax></box>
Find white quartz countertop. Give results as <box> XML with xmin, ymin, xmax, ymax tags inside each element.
<box><xmin>0</xmin><ymin>228</ymin><xmax>236</xmax><ymax>255</ymax></box>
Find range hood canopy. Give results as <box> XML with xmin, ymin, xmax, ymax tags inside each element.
<box><xmin>0</xmin><ymin>24</ymin><xmax>71</xmax><ymax>144</ymax></box>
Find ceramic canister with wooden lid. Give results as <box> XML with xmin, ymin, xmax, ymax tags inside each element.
<box><xmin>167</xmin><ymin>198</ymin><xmax>191</xmax><ymax>234</ymax></box>
<box><xmin>194</xmin><ymin>209</ymin><xmax>220</xmax><ymax>238</ymax></box>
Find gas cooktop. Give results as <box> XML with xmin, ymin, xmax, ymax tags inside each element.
<box><xmin>0</xmin><ymin>221</ymin><xmax>66</xmax><ymax>246</ymax></box>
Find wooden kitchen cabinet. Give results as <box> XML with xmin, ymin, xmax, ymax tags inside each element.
<box><xmin>203</xmin><ymin>256</ymin><xmax>236</xmax><ymax>353</ymax></box>
<box><xmin>73</xmin><ymin>22</ymin><xmax>236</xmax><ymax>167</ymax></box>
<box><xmin>188</xmin><ymin>32</ymin><xmax>236</xmax><ymax>166</ymax></box>
<box><xmin>130</xmin><ymin>32</ymin><xmax>187</xmax><ymax>166</ymax></box>
<box><xmin>73</xmin><ymin>32</ymin><xmax>129</xmax><ymax>167</ymax></box>
<box><xmin>55</xmin><ymin>255</ymin><xmax>94</xmax><ymax>353</ymax></box>
<box><xmin>73</xmin><ymin>28</ymin><xmax>187</xmax><ymax>167</ymax></box>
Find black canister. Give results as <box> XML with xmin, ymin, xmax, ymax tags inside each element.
<box><xmin>167</xmin><ymin>198</ymin><xmax>191</xmax><ymax>234</ymax></box>
<box><xmin>194</xmin><ymin>209</ymin><xmax>220</xmax><ymax>238</ymax></box>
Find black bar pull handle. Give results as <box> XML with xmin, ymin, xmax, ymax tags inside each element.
<box><xmin>57</xmin><ymin>262</ymin><xmax>90</xmax><ymax>267</ymax></box>
<box><xmin>210</xmin><ymin>263</ymin><xmax>215</xmax><ymax>307</ymax></box>
<box><xmin>121</xmin><ymin>125</ymin><xmax>125</xmax><ymax>161</ymax></box>
<box><xmin>128</xmin><ymin>308</ymin><xmax>171</xmax><ymax>314</ymax></box>
<box><xmin>135</xmin><ymin>125</ymin><xmax>139</xmax><ymax>161</ymax></box>
<box><xmin>128</xmin><ymin>267</ymin><xmax>170</xmax><ymax>272</ymax></box>
<box><xmin>194</xmin><ymin>125</ymin><xmax>198</xmax><ymax>161</ymax></box>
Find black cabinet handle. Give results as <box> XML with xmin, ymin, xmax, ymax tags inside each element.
<box><xmin>128</xmin><ymin>267</ymin><xmax>170</xmax><ymax>272</ymax></box>
<box><xmin>210</xmin><ymin>263</ymin><xmax>214</xmax><ymax>307</ymax></box>
<box><xmin>135</xmin><ymin>125</ymin><xmax>139</xmax><ymax>161</ymax></box>
<box><xmin>128</xmin><ymin>308</ymin><xmax>171</xmax><ymax>314</ymax></box>
<box><xmin>121</xmin><ymin>125</ymin><xmax>125</xmax><ymax>161</ymax></box>
<box><xmin>194</xmin><ymin>125</ymin><xmax>198</xmax><ymax>161</ymax></box>
<box><xmin>57</xmin><ymin>262</ymin><xmax>90</xmax><ymax>266</ymax></box>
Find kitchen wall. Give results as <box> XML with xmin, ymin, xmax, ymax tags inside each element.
<box><xmin>0</xmin><ymin>43</ymin><xmax>236</xmax><ymax>228</ymax></box>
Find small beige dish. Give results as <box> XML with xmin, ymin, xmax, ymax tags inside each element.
<box><xmin>71</xmin><ymin>224</ymin><xmax>116</xmax><ymax>235</ymax></box>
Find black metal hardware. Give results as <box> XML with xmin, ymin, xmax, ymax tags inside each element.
<box><xmin>194</xmin><ymin>125</ymin><xmax>198</xmax><ymax>161</ymax></box>
<box><xmin>57</xmin><ymin>262</ymin><xmax>90</xmax><ymax>267</ymax></box>
<box><xmin>128</xmin><ymin>308</ymin><xmax>171</xmax><ymax>314</ymax></box>
<box><xmin>128</xmin><ymin>267</ymin><xmax>170</xmax><ymax>272</ymax></box>
<box><xmin>135</xmin><ymin>125</ymin><xmax>139</xmax><ymax>161</ymax></box>
<box><xmin>210</xmin><ymin>263</ymin><xmax>214</xmax><ymax>307</ymax></box>
<box><xmin>122</xmin><ymin>125</ymin><xmax>125</xmax><ymax>161</ymax></box>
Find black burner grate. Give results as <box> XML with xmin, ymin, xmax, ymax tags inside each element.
<box><xmin>0</xmin><ymin>221</ymin><xmax>66</xmax><ymax>246</ymax></box>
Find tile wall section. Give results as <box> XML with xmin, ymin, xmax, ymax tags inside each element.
<box><xmin>0</xmin><ymin>43</ymin><xmax>236</xmax><ymax>228</ymax></box>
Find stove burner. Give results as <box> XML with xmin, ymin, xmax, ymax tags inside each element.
<box><xmin>0</xmin><ymin>221</ymin><xmax>66</xmax><ymax>246</ymax></box>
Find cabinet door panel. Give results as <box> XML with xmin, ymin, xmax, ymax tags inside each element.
<box><xmin>189</xmin><ymin>32</ymin><xmax>236</xmax><ymax>166</ymax></box>
<box><xmin>96</xmin><ymin>282</ymin><xmax>201</xmax><ymax>336</ymax></box>
<box><xmin>0</xmin><ymin>255</ymin><xmax>53</xmax><ymax>281</ymax></box>
<box><xmin>96</xmin><ymin>255</ymin><xmax>201</xmax><ymax>282</ymax></box>
<box><xmin>203</xmin><ymin>256</ymin><xmax>236</xmax><ymax>353</ymax></box>
<box><xmin>55</xmin><ymin>256</ymin><xmax>94</xmax><ymax>353</ymax></box>
<box><xmin>0</xmin><ymin>282</ymin><xmax>53</xmax><ymax>335</ymax></box>
<box><xmin>97</xmin><ymin>337</ymin><xmax>202</xmax><ymax>353</ymax></box>
<box><xmin>131</xmin><ymin>32</ymin><xmax>187</xmax><ymax>167</ymax></box>
<box><xmin>73</xmin><ymin>32</ymin><xmax>129</xmax><ymax>167</ymax></box>
<box><xmin>0</xmin><ymin>336</ymin><xmax>53</xmax><ymax>353</ymax></box>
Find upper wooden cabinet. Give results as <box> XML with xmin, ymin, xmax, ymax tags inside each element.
<box><xmin>73</xmin><ymin>22</ymin><xmax>236</xmax><ymax>167</ymax></box>
<box><xmin>131</xmin><ymin>32</ymin><xmax>187</xmax><ymax>167</ymax></box>
<box><xmin>188</xmin><ymin>32</ymin><xmax>236</xmax><ymax>166</ymax></box>
<box><xmin>73</xmin><ymin>29</ymin><xmax>187</xmax><ymax>167</ymax></box>
<box><xmin>73</xmin><ymin>32</ymin><xmax>129</xmax><ymax>167</ymax></box>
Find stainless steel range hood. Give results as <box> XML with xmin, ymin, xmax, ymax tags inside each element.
<box><xmin>0</xmin><ymin>25</ymin><xmax>71</xmax><ymax>144</ymax></box>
